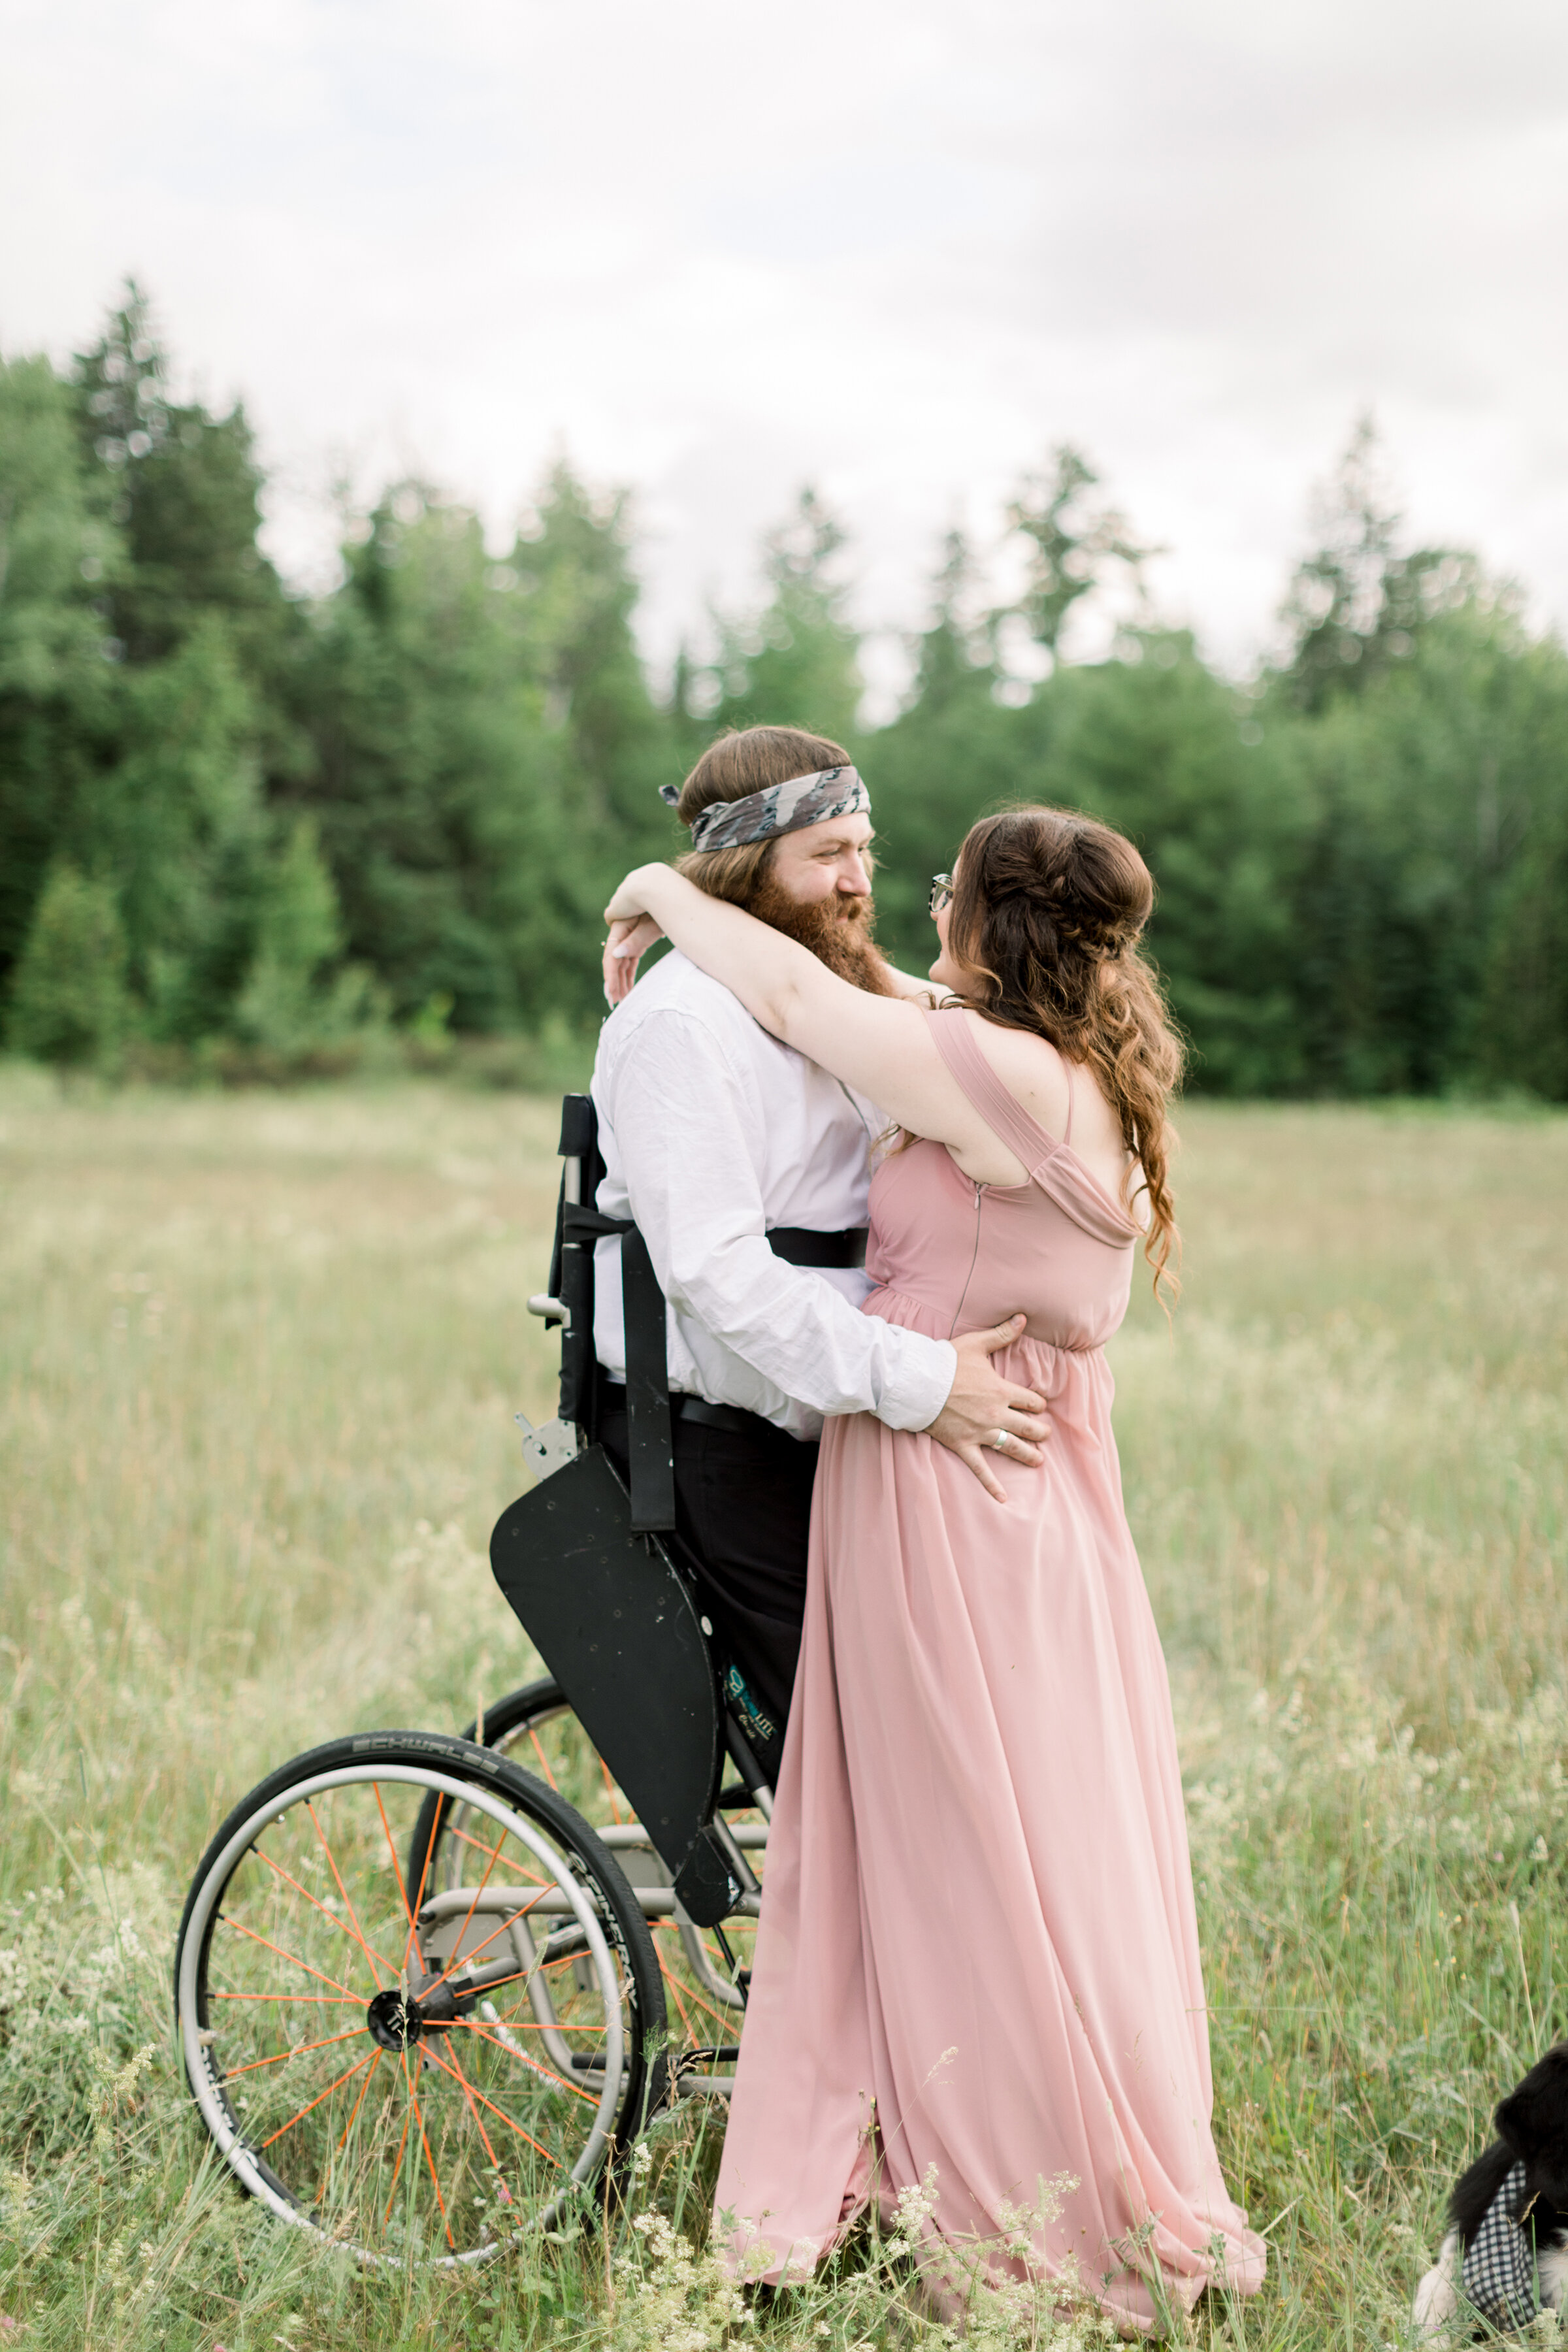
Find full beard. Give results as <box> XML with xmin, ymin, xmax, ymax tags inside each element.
<box><xmin>745</xmin><ymin>873</ymin><xmax>896</xmax><ymax>996</ymax></box>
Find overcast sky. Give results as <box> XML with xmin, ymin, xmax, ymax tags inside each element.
<box><xmin>5</xmin><ymin>0</ymin><xmax>1567</xmax><ymax>704</ymax></box>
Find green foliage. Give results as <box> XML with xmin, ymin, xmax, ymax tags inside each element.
<box><xmin>1020</xmin><ymin>638</ymin><xmax>1311</xmax><ymax>1093</ymax></box>
<box><xmin>1007</xmin><ymin>444</ymin><xmax>1158</xmax><ymax>657</ymax></box>
<box><xmin>72</xmin><ymin>283</ymin><xmax>293</xmax><ymax>678</ymax></box>
<box><xmin>1478</xmin><ymin>799</ymin><xmax>1568</xmax><ymax>1098</ymax></box>
<box><xmin>5</xmin><ymin>860</ymin><xmax>131</xmax><ymax>1067</ymax></box>
<box><xmin>291</xmin><ymin>467</ymin><xmax>676</xmax><ymax>1032</ymax></box>
<box><xmin>0</xmin><ymin>353</ymin><xmax>122</xmax><ymax>985</ymax></box>
<box><xmin>708</xmin><ymin>486</ymin><xmax>863</xmax><ymax>748</ymax></box>
<box><xmin>232</xmin><ymin>817</ymin><xmax>385</xmax><ymax>1054</ymax></box>
<box><xmin>1279</xmin><ymin>414</ymin><xmax>1477</xmax><ymax>715</ymax></box>
<box><xmin>4</xmin><ymin>293</ymin><xmax>1568</xmax><ymax>1096</ymax></box>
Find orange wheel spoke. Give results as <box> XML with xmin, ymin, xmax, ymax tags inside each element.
<box><xmin>400</xmin><ymin>1791</ymin><xmax>445</xmax><ymax>1978</ymax></box>
<box><xmin>482</xmin><ymin>1999</ymin><xmax>606</xmax><ymax>2033</ymax></box>
<box><xmin>257</xmin><ymin>2050</ymin><xmax>377</xmax><ymax>2149</ymax></box>
<box><xmin>660</xmin><ymin>1959</ymin><xmax>698</xmax><ymax>2046</ymax></box>
<box><xmin>655</xmin><ymin>1951</ymin><xmax>735</xmax><ymax>2036</ymax></box>
<box><xmin>427</xmin><ymin>1886</ymin><xmax>551</xmax><ymax>1994</ymax></box>
<box><xmin>219</xmin><ymin>1918</ymin><xmax>363</xmax><ymax>2002</ymax></box>
<box><xmin>430</xmin><ymin>2038</ymin><xmax>510</xmax><ymax>2191</ymax></box>
<box><xmin>434</xmin><ymin>1965</ymin><xmax>534</xmax><ymax>2012</ymax></box>
<box><xmin>381</xmin><ymin>2089</ymin><xmax>414</xmax><ymax>2223</ymax></box>
<box><xmin>210</xmin><ymin>1991</ymin><xmax>361</xmax><ymax>2005</ymax></box>
<box><xmin>374</xmin><ymin>1785</ymin><xmax>417</xmax><ymax>1938</ymax></box>
<box><xmin>525</xmin><ymin>1728</ymin><xmax>559</xmax><ymax>1791</ymax></box>
<box><xmin>419</xmin><ymin>2046</ymin><xmax>563</xmax><ymax>2168</ymax></box>
<box><xmin>332</xmin><ymin>2046</ymin><xmax>384</xmax><ymax>2157</ymax></box>
<box><xmin>224</xmin><ymin>2028</ymin><xmax>364</xmax><ymax>2080</ymax></box>
<box><xmin>444</xmin><ymin>1823</ymin><xmax>545</xmax><ymax>1884</ymax></box>
<box><xmin>307</xmin><ymin>1800</ymin><xmax>401</xmax><ymax>1978</ymax></box>
<box><xmin>449</xmin><ymin>2017</ymin><xmax>600</xmax><ymax>2104</ymax></box>
<box><xmin>400</xmin><ymin>2051</ymin><xmax>455</xmax><ymax>2251</ymax></box>
<box><xmin>253</xmin><ymin>1845</ymin><xmax>393</xmax><ymax>1985</ymax></box>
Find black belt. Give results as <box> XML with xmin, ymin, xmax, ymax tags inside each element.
<box><xmin>601</xmin><ymin>1388</ymin><xmax>798</xmax><ymax>1443</ymax></box>
<box><xmin>767</xmin><ymin>1224</ymin><xmax>867</xmax><ymax>1269</ymax></box>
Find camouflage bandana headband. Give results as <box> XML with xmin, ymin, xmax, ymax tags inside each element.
<box><xmin>658</xmin><ymin>765</ymin><xmax>869</xmax><ymax>854</ymax></box>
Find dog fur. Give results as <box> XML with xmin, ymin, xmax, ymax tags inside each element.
<box><xmin>1414</xmin><ymin>2044</ymin><xmax>1568</xmax><ymax>2332</ymax></box>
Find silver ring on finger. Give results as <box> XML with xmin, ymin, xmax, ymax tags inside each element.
<box><xmin>992</xmin><ymin>1428</ymin><xmax>1009</xmax><ymax>1451</ymax></box>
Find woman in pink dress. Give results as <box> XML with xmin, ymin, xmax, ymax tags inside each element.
<box><xmin>602</xmin><ymin>805</ymin><xmax>1265</xmax><ymax>2330</ymax></box>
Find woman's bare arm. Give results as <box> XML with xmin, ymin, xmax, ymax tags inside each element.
<box><xmin>604</xmin><ymin>866</ymin><xmax>975</xmax><ymax>1151</ymax></box>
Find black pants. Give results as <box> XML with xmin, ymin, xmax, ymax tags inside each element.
<box><xmin>598</xmin><ymin>1403</ymin><xmax>817</xmax><ymax>1785</ymax></box>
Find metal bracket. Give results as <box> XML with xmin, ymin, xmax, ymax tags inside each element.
<box><xmin>514</xmin><ymin>1412</ymin><xmax>580</xmax><ymax>1481</ymax></box>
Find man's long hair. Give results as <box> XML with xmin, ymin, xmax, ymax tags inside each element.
<box><xmin>672</xmin><ymin>727</ymin><xmax>891</xmax><ymax>993</ymax></box>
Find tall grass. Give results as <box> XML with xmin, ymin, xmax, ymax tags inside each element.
<box><xmin>1</xmin><ymin>1072</ymin><xmax>1565</xmax><ymax>2346</ymax></box>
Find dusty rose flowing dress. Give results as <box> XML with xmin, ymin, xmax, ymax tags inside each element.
<box><xmin>713</xmin><ymin>1012</ymin><xmax>1265</xmax><ymax>2328</ymax></box>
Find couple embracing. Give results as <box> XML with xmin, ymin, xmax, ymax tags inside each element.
<box><xmin>590</xmin><ymin>725</ymin><xmax>1265</xmax><ymax>2330</ymax></box>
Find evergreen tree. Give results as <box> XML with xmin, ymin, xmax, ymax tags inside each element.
<box><xmin>232</xmin><ymin>817</ymin><xmax>378</xmax><ymax>1054</ymax></box>
<box><xmin>0</xmin><ymin>353</ymin><xmax>124</xmax><ymax>992</ymax></box>
<box><xmin>709</xmin><ymin>487</ymin><xmax>863</xmax><ymax>747</ymax></box>
<box><xmin>1480</xmin><ymin>802</ymin><xmax>1568</xmax><ymax>1098</ymax></box>
<box><xmin>289</xmin><ymin>462</ymin><xmax>674</xmax><ymax>1029</ymax></box>
<box><xmin>1279</xmin><ymin>594</ymin><xmax>1568</xmax><ymax>1094</ymax></box>
<box><xmin>6</xmin><ymin>862</ymin><xmax>131</xmax><ymax>1068</ymax></box>
<box><xmin>872</xmin><ymin>532</ymin><xmax>1020</xmax><ymax>971</ymax></box>
<box><xmin>1017</xmin><ymin>638</ymin><xmax>1309</xmax><ymax>1092</ymax></box>
<box><xmin>1281</xmin><ymin>416</ymin><xmax>1473</xmax><ymax>714</ymax></box>
<box><xmin>1005</xmin><ymin>446</ymin><xmax>1156</xmax><ymax>661</ymax></box>
<box><xmin>71</xmin><ymin>284</ymin><xmax>294</xmax><ymax>680</ymax></box>
<box><xmin>5</xmin><ymin>285</ymin><xmax>1568</xmax><ymax>1096</ymax></box>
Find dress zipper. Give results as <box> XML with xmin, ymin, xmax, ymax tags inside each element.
<box><xmin>947</xmin><ymin>1181</ymin><xmax>985</xmax><ymax>1339</ymax></box>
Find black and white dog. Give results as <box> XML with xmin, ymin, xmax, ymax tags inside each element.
<box><xmin>1415</xmin><ymin>2044</ymin><xmax>1568</xmax><ymax>2333</ymax></box>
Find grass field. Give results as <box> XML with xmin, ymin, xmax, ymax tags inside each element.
<box><xmin>2</xmin><ymin>1068</ymin><xmax>1566</xmax><ymax>2349</ymax></box>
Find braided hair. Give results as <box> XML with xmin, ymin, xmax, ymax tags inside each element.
<box><xmin>945</xmin><ymin>806</ymin><xmax>1183</xmax><ymax>1296</ymax></box>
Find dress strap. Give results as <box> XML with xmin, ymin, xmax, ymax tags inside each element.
<box><xmin>923</xmin><ymin>1009</ymin><xmax>1061</xmax><ymax>1177</ymax></box>
<box><xmin>1062</xmin><ymin>1056</ymin><xmax>1075</xmax><ymax>1148</ymax></box>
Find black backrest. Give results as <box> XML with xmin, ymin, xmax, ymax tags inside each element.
<box><xmin>495</xmin><ymin>1092</ymin><xmax>732</xmax><ymax>1921</ymax></box>
<box><xmin>490</xmin><ymin>1450</ymin><xmax>735</xmax><ymax>1923</ymax></box>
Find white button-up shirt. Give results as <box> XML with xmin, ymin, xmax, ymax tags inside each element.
<box><xmin>591</xmin><ymin>949</ymin><xmax>956</xmax><ymax>1442</ymax></box>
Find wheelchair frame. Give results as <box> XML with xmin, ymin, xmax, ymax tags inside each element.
<box><xmin>172</xmin><ymin>1093</ymin><xmax>777</xmax><ymax>2263</ymax></box>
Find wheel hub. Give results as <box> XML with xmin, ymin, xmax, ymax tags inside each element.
<box><xmin>366</xmin><ymin>1985</ymin><xmax>424</xmax><ymax>2056</ymax></box>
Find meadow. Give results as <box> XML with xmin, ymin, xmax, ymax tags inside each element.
<box><xmin>1</xmin><ymin>1069</ymin><xmax>1565</xmax><ymax>2349</ymax></box>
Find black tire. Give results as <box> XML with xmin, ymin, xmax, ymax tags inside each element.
<box><xmin>174</xmin><ymin>1729</ymin><xmax>666</xmax><ymax>2264</ymax></box>
<box><xmin>407</xmin><ymin>1680</ymin><xmax>572</xmax><ymax>1889</ymax></box>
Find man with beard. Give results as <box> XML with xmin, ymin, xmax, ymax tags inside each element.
<box><xmin>591</xmin><ymin>726</ymin><xmax>1048</xmax><ymax>1778</ymax></box>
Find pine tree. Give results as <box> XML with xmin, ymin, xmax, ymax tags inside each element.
<box><xmin>233</xmin><ymin>817</ymin><xmax>374</xmax><ymax>1054</ymax></box>
<box><xmin>1281</xmin><ymin>416</ymin><xmax>1473</xmax><ymax>713</ymax></box>
<box><xmin>0</xmin><ymin>353</ymin><xmax>125</xmax><ymax>993</ymax></box>
<box><xmin>710</xmin><ymin>487</ymin><xmax>863</xmax><ymax>746</ymax></box>
<box><xmin>73</xmin><ymin>282</ymin><xmax>294</xmax><ymax>680</ymax></box>
<box><xmin>6</xmin><ymin>862</ymin><xmax>131</xmax><ymax>1068</ymax></box>
<box><xmin>1005</xmin><ymin>447</ymin><xmax>1156</xmax><ymax>662</ymax></box>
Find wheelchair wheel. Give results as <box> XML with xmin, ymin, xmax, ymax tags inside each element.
<box><xmin>410</xmin><ymin>1681</ymin><xmax>765</xmax><ymax>2092</ymax></box>
<box><xmin>174</xmin><ymin>1730</ymin><xmax>664</xmax><ymax>2265</ymax></box>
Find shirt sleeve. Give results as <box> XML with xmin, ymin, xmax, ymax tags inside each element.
<box><xmin>604</xmin><ymin>1008</ymin><xmax>955</xmax><ymax>1429</ymax></box>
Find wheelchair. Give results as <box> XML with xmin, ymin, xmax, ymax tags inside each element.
<box><xmin>174</xmin><ymin>1096</ymin><xmax>783</xmax><ymax>2268</ymax></box>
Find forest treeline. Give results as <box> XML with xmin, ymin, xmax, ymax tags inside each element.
<box><xmin>3</xmin><ymin>287</ymin><xmax>1566</xmax><ymax>1096</ymax></box>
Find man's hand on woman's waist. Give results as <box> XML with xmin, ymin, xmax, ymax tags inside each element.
<box><xmin>924</xmin><ymin>1315</ymin><xmax>1051</xmax><ymax>1503</ymax></box>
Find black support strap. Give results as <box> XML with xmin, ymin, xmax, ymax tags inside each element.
<box><xmin>561</xmin><ymin>1202</ymin><xmax>676</xmax><ymax>1534</ymax></box>
<box><xmin>766</xmin><ymin>1224</ymin><xmax>868</xmax><ymax>1269</ymax></box>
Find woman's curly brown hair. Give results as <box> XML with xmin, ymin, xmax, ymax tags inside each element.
<box><xmin>945</xmin><ymin>806</ymin><xmax>1184</xmax><ymax>1297</ymax></box>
